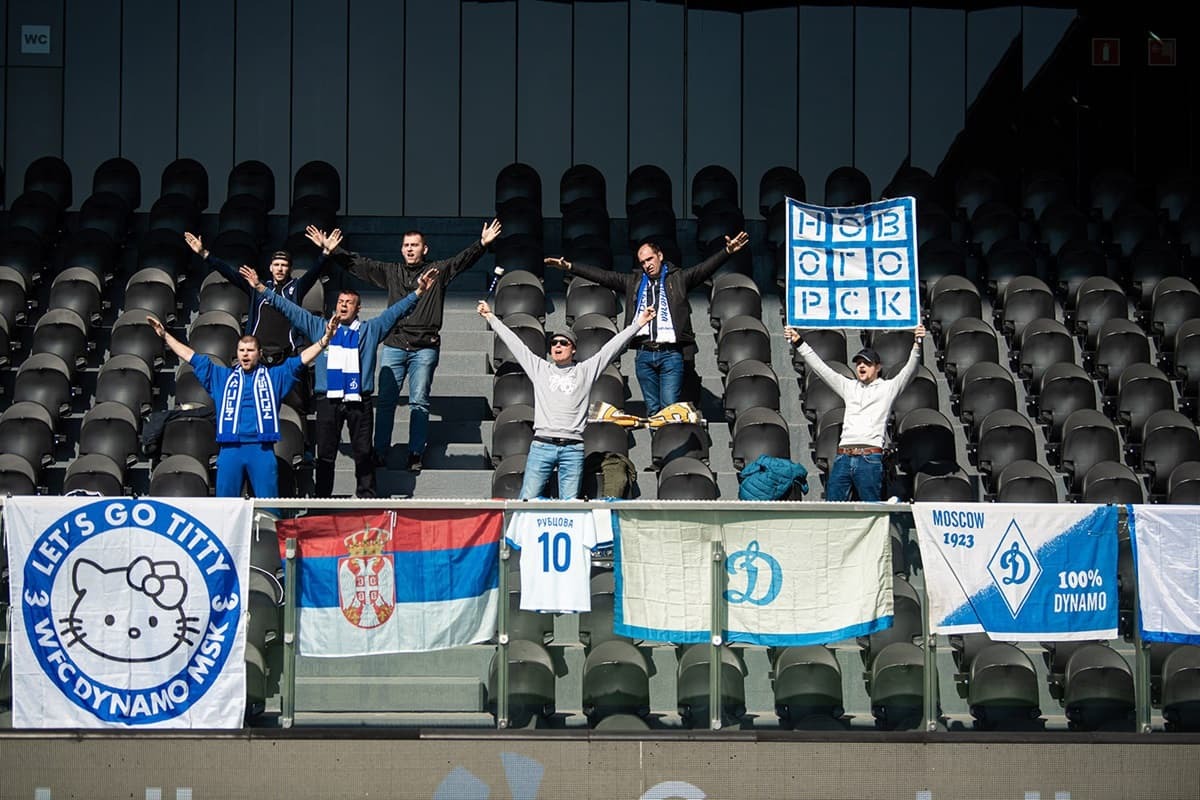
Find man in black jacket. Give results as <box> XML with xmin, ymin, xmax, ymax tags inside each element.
<box><xmin>545</xmin><ymin>231</ymin><xmax>749</xmax><ymax>415</ymax></box>
<box><xmin>312</xmin><ymin>220</ymin><xmax>501</xmax><ymax>472</ymax></box>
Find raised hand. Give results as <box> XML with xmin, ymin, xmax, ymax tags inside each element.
<box><xmin>480</xmin><ymin>218</ymin><xmax>502</xmax><ymax>247</ymax></box>
<box><xmin>146</xmin><ymin>315</ymin><xmax>167</xmax><ymax>338</ymax></box>
<box><xmin>324</xmin><ymin>316</ymin><xmax>340</xmax><ymax>341</ymax></box>
<box><xmin>724</xmin><ymin>231</ymin><xmax>750</xmax><ymax>254</ymax></box>
<box><xmin>304</xmin><ymin>225</ymin><xmax>326</xmax><ymax>251</ymax></box>
<box><xmin>544</xmin><ymin>256</ymin><xmax>570</xmax><ymax>271</ymax></box>
<box><xmin>183</xmin><ymin>232</ymin><xmax>204</xmax><ymax>255</ymax></box>
<box><xmin>477</xmin><ymin>300</ymin><xmax>492</xmax><ymax>318</ymax></box>
<box><xmin>914</xmin><ymin>323</ymin><xmax>927</xmax><ymax>343</ymax></box>
<box><xmin>239</xmin><ymin>265</ymin><xmax>264</xmax><ymax>291</ymax></box>
<box><xmin>416</xmin><ymin>267</ymin><xmax>440</xmax><ymax>294</ymax></box>
<box><xmin>637</xmin><ymin>306</ymin><xmax>657</xmax><ymax>326</ymax></box>
<box><xmin>325</xmin><ymin>228</ymin><xmax>343</xmax><ymax>253</ymax></box>
<box><xmin>784</xmin><ymin>327</ymin><xmax>802</xmax><ymax>345</ymax></box>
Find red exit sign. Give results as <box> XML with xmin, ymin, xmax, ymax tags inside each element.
<box><xmin>1092</xmin><ymin>37</ymin><xmax>1120</xmax><ymax>66</ymax></box>
<box><xmin>1148</xmin><ymin>37</ymin><xmax>1177</xmax><ymax>66</ymax></box>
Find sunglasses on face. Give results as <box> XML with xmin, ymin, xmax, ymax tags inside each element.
<box><xmin>550</xmin><ymin>339</ymin><xmax>573</xmax><ymax>347</ymax></box>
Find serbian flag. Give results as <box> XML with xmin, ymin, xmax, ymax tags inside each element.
<box><xmin>276</xmin><ymin>509</ymin><xmax>502</xmax><ymax>656</ymax></box>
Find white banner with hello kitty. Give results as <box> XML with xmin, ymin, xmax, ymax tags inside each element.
<box><xmin>4</xmin><ymin>497</ymin><xmax>251</xmax><ymax>729</ymax></box>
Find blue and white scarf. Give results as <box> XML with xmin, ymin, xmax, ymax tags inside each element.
<box><xmin>635</xmin><ymin>265</ymin><xmax>677</xmax><ymax>342</ymax></box>
<box><xmin>217</xmin><ymin>366</ymin><xmax>279</xmax><ymax>443</ymax></box>
<box><xmin>326</xmin><ymin>320</ymin><xmax>363</xmax><ymax>401</ymax></box>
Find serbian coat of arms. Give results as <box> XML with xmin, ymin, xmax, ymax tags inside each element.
<box><xmin>337</xmin><ymin>526</ymin><xmax>395</xmax><ymax>628</ymax></box>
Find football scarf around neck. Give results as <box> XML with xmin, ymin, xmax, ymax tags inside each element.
<box><xmin>326</xmin><ymin>319</ymin><xmax>363</xmax><ymax>401</ymax></box>
<box><xmin>217</xmin><ymin>365</ymin><xmax>280</xmax><ymax>442</ymax></box>
<box><xmin>635</xmin><ymin>265</ymin><xmax>676</xmax><ymax>342</ymax></box>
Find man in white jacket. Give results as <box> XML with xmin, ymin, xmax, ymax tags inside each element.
<box><xmin>479</xmin><ymin>300</ymin><xmax>655</xmax><ymax>499</ymax></box>
<box><xmin>786</xmin><ymin>324</ymin><xmax>926</xmax><ymax>501</ymax></box>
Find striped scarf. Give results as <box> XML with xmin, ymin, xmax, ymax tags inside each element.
<box><xmin>635</xmin><ymin>265</ymin><xmax>676</xmax><ymax>342</ymax></box>
<box><xmin>326</xmin><ymin>320</ymin><xmax>363</xmax><ymax>401</ymax></box>
<box><xmin>217</xmin><ymin>366</ymin><xmax>279</xmax><ymax>443</ymax></box>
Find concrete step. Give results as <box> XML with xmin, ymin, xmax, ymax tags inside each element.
<box><xmin>294</xmin><ymin>675</ymin><xmax>486</xmax><ymax>712</ymax></box>
<box><xmin>296</xmin><ymin>647</ymin><xmax>495</xmax><ymax>678</ymax></box>
<box><xmin>290</xmin><ymin>710</ymin><xmax>498</xmax><ymax>728</ymax></box>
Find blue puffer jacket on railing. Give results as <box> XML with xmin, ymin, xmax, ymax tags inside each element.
<box><xmin>737</xmin><ymin>455</ymin><xmax>810</xmax><ymax>501</ymax></box>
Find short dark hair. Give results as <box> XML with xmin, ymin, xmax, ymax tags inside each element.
<box><xmin>269</xmin><ymin>250</ymin><xmax>292</xmax><ymax>266</ymax></box>
<box><xmin>635</xmin><ymin>239</ymin><xmax>664</xmax><ymax>256</ymax></box>
<box><xmin>237</xmin><ymin>334</ymin><xmax>260</xmax><ymax>348</ymax></box>
<box><xmin>402</xmin><ymin>230</ymin><xmax>426</xmax><ymax>243</ymax></box>
<box><xmin>337</xmin><ymin>288</ymin><xmax>361</xmax><ymax>302</ymax></box>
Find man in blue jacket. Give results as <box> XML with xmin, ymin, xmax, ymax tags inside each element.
<box><xmin>239</xmin><ymin>265</ymin><xmax>438</xmax><ymax>498</ymax></box>
<box><xmin>147</xmin><ymin>313</ymin><xmax>338</xmax><ymax>498</ymax></box>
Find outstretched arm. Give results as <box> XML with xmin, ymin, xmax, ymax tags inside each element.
<box><xmin>887</xmin><ymin>324</ymin><xmax>927</xmax><ymax>392</ymax></box>
<box><xmin>239</xmin><ymin>265</ymin><xmax>325</xmax><ymax>341</ymax></box>
<box><xmin>293</xmin><ymin>226</ymin><xmax>343</xmax><ymax>298</ymax></box>
<box><xmin>786</xmin><ymin>327</ymin><xmax>853</xmax><ymax>397</ymax></box>
<box><xmin>681</xmin><ymin>230</ymin><xmax>749</xmax><ymax>288</ymax></box>
<box><xmin>477</xmin><ymin>299</ymin><xmax>543</xmax><ymax>377</ymax></box>
<box><xmin>589</xmin><ymin>305</ymin><xmax>657</xmax><ymax>371</ymax></box>
<box><xmin>185</xmin><ymin>231</ymin><xmax>252</xmax><ymax>295</ymax></box>
<box><xmin>298</xmin><ymin>316</ymin><xmax>338</xmax><ymax>366</ymax></box>
<box><xmin>371</xmin><ymin>267</ymin><xmax>439</xmax><ymax>333</ymax></box>
<box><xmin>147</xmin><ymin>315</ymin><xmax>195</xmax><ymax>363</ymax></box>
<box><xmin>544</xmin><ymin>256</ymin><xmax>630</xmax><ymax>292</ymax></box>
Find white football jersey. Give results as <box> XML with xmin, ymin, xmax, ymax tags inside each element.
<box><xmin>505</xmin><ymin>509</ymin><xmax>614</xmax><ymax>613</ymax></box>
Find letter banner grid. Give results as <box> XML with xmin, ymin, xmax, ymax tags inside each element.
<box><xmin>912</xmin><ymin>503</ymin><xmax>1119</xmax><ymax>640</ymax></box>
<box><xmin>612</xmin><ymin>510</ymin><xmax>892</xmax><ymax>645</ymax></box>
<box><xmin>3</xmin><ymin>497</ymin><xmax>251</xmax><ymax>729</ymax></box>
<box><xmin>1127</xmin><ymin>504</ymin><xmax>1200</xmax><ymax>645</ymax></box>
<box><xmin>785</xmin><ymin>195</ymin><xmax>920</xmax><ymax>329</ymax></box>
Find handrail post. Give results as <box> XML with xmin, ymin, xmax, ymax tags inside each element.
<box><xmin>710</xmin><ymin>538</ymin><xmax>726</xmax><ymax>731</ymax></box>
<box><xmin>496</xmin><ymin>537</ymin><xmax>511</xmax><ymax>729</ymax></box>
<box><xmin>281</xmin><ymin>536</ymin><xmax>298</xmax><ymax>728</ymax></box>
<box><xmin>1123</xmin><ymin>507</ymin><xmax>1153</xmax><ymax>733</ymax></box>
<box><xmin>910</xmin><ymin>510</ymin><xmax>940</xmax><ymax>732</ymax></box>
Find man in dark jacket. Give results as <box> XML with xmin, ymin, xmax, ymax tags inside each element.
<box><xmin>312</xmin><ymin>220</ymin><xmax>501</xmax><ymax>472</ymax></box>
<box><xmin>545</xmin><ymin>231</ymin><xmax>749</xmax><ymax>415</ymax></box>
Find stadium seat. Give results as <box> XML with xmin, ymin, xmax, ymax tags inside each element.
<box><xmin>927</xmin><ymin>275</ymin><xmax>982</xmax><ymax>346</ymax></box>
<box><xmin>759</xmin><ymin>166</ymin><xmax>805</xmax><ymax>216</ymax></box>
<box><xmin>918</xmin><ymin>239</ymin><xmax>969</xmax><ymax>300</ymax></box>
<box><xmin>1063</xmin><ymin>643</ymin><xmax>1135</xmax><ymax>731</ymax></box>
<box><xmin>824</xmin><ymin>166</ymin><xmax>871</xmax><ymax>207</ymax></box>
<box><xmin>1167</xmin><ymin>461</ymin><xmax>1200</xmax><ymax>504</ymax></box>
<box><xmin>1109</xmin><ymin>203</ymin><xmax>1161</xmax><ymax>262</ymax></box>
<box><xmin>0</xmin><ymin>402</ymin><xmax>56</xmax><ymax>471</ymax></box>
<box><xmin>560</xmin><ymin>163</ymin><xmax>607</xmax><ymax>214</ymax></box>
<box><xmin>578</xmin><ymin>571</ymin><xmax>620</xmax><ymax>650</ymax></box>
<box><xmin>1070</xmin><ymin>276</ymin><xmax>1128</xmax><ymax>352</ymax></box>
<box><xmin>913</xmin><ymin>467</ymin><xmax>976</xmax><ymax>502</ymax></box>
<box><xmin>722</xmin><ymin>359</ymin><xmax>780</xmax><ymax>422</ymax></box>
<box><xmin>891</xmin><ymin>365</ymin><xmax>940</xmax><ymax>424</ymax></box>
<box><xmin>995</xmin><ymin>275</ymin><xmax>1055</xmax><ymax>342</ymax></box>
<box><xmin>564</xmin><ymin>277</ymin><xmax>618</xmax><ymax>326</ymax></box>
<box><xmin>273</xmin><ymin>404</ymin><xmax>307</xmax><ymax>468</ymax></box>
<box><xmin>975</xmin><ymin>409</ymin><xmax>1037</xmax><ymax>489</ymax></box>
<box><xmin>1092</xmin><ymin>318</ymin><xmax>1152</xmax><ymax>397</ymax></box>
<box><xmin>1081</xmin><ymin>461</ymin><xmax>1144</xmax><ymax>504</ymax></box>
<box><xmin>731</xmin><ymin>407</ymin><xmax>790</xmax><ymax>470</ymax></box>
<box><xmin>570</xmin><ymin>313</ymin><xmax>618</xmax><ymax>362</ymax></box>
<box><xmin>148</xmin><ymin>453</ymin><xmax>210</xmax><ymax>497</ymax></box>
<box><xmin>14</xmin><ymin>352</ymin><xmax>73</xmax><ymax>424</ymax></box>
<box><xmin>1088</xmin><ymin>167</ymin><xmax>1137</xmax><ymax>223</ymax></box>
<box><xmin>651</xmin><ymin>423</ymin><xmax>710</xmax><ymax>469</ymax></box>
<box><xmin>79</xmin><ymin>402</ymin><xmax>141</xmax><ymax>469</ymax></box>
<box><xmin>493</xmin><ymin>363</ymin><xmax>535</xmax><ymax>414</ymax></box>
<box><xmin>490</xmin><ymin>404</ymin><xmax>535</xmax><ymax>467</ymax></box>
<box><xmin>691</xmin><ymin>165</ymin><xmax>738</xmax><ymax>216</ymax></box>
<box><xmin>63</xmin><ymin>453</ymin><xmax>125</xmax><ymax>496</ymax></box>
<box><xmin>1155</xmin><ymin>171</ymin><xmax>1194</xmax><ymax>225</ymax></box>
<box><xmin>895</xmin><ymin>408</ymin><xmax>957</xmax><ymax>476</ymax></box>
<box><xmin>676</xmin><ymin>644</ymin><xmax>746</xmax><ymax>729</ymax></box>
<box><xmin>496</xmin><ymin>162</ymin><xmax>542</xmax><ymax>208</ymax></box>
<box><xmin>656</xmin><ymin>456</ymin><xmax>717</xmax><ymax>500</ymax></box>
<box><xmin>198</xmin><ymin>271</ymin><xmax>249</xmax><ymax>320</ymax></box>
<box><xmin>491</xmin><ymin>453</ymin><xmax>529</xmax><ymax>499</ymax></box>
<box><xmin>286</xmin><ymin>196</ymin><xmax>337</xmax><ymax>240</ymax></box>
<box><xmin>23</xmin><ymin>155</ymin><xmax>73</xmax><ymax>209</ymax></box>
<box><xmin>969</xmin><ymin>204</ymin><xmax>1020</xmax><ymax>262</ymax></box>
<box><xmin>161</xmin><ymin>413</ymin><xmax>218</xmax><ymax>466</ymax></box>
<box><xmin>772</xmin><ymin>646</ymin><xmax>844</xmax><ymax>730</ymax></box>
<box><xmin>583</xmin><ymin>420</ymin><xmax>631</xmax><ymax>462</ymax></box>
<box><xmin>110</xmin><ymin>308</ymin><xmax>166</xmax><ymax>369</ymax></box>
<box><xmin>493</xmin><ymin>270</ymin><xmax>546</xmax><ymax>321</ymax></box>
<box><xmin>791</xmin><ymin>329</ymin><xmax>848</xmax><ymax>377</ymax></box>
<box><xmin>8</xmin><ymin>190</ymin><xmax>62</xmax><ymax>243</ymax></box>
<box><xmin>49</xmin><ymin>267</ymin><xmax>103</xmax><ymax>326</ymax></box>
<box><xmin>955</xmin><ymin>166</ymin><xmax>1005</xmax><ymax>222</ymax></box>
<box><xmin>626</xmin><ymin>164</ymin><xmax>673</xmax><ymax>213</ymax></box>
<box><xmin>812</xmin><ymin>407</ymin><xmax>843</xmax><ymax>477</ymax></box>
<box><xmin>1140</xmin><ymin>410</ymin><xmax>1200</xmax><ymax>497</ymax></box>
<box><xmin>1127</xmin><ymin>240</ymin><xmax>1181</xmax><ymax>313</ymax></box>
<box><xmin>96</xmin><ymin>354</ymin><xmax>154</xmax><ymax>415</ymax></box>
<box><xmin>967</xmin><ymin>643</ymin><xmax>1042</xmax><ymax>731</ymax></box>
<box><xmin>124</xmin><ymin>267</ymin><xmax>177</xmax><ymax>325</ymax></box>
<box><xmin>589</xmin><ymin>365</ymin><xmax>627</xmax><ymax>408</ymax></box>
<box><xmin>985</xmin><ymin>239</ymin><xmax>1042</xmax><ymax>299</ymax></box>
<box><xmin>709</xmin><ymin>272</ymin><xmax>761</xmax><ymax>332</ymax></box>
<box><xmin>868</xmin><ymin>641</ymin><xmax>925</xmax><ymax>731</ymax></box>
<box><xmin>696</xmin><ymin>199</ymin><xmax>747</xmax><ymax>264</ymax></box>
<box><xmin>0</xmin><ymin>453</ymin><xmax>39</xmax><ymax>495</ymax></box>
<box><xmin>564</xmin><ymin>233</ymin><xmax>614</xmax><ymax>270</ymax></box>
<box><xmin>188</xmin><ymin>310</ymin><xmax>243</xmax><ymax>365</ymax></box>
<box><xmin>92</xmin><ymin>157</ymin><xmax>141</xmax><ymax>211</ymax></box>
<box><xmin>560</xmin><ymin>199</ymin><xmax>610</xmax><ymax>250</ymax></box>
<box><xmin>1021</xmin><ymin>170</ymin><xmax>1070</xmax><ymax>222</ymax></box>
<box><xmin>228</xmin><ymin>160</ymin><xmax>276</xmax><ymax>212</ymax></box>
<box><xmin>627</xmin><ymin>197</ymin><xmax>678</xmax><ymax>250</ymax></box>
<box><xmin>716</xmin><ymin>315</ymin><xmax>770</xmax><ymax>374</ymax></box>
<box><xmin>1039</xmin><ymin>203</ymin><xmax>1092</xmax><ymax>260</ymax></box>
<box><xmin>1147</xmin><ymin>277</ymin><xmax>1200</xmax><ymax>352</ymax></box>
<box><xmin>1161</xmin><ymin>645</ymin><xmax>1200</xmax><ymax>732</ymax></box>
<box><xmin>161</xmin><ymin>157</ymin><xmax>209</xmax><ymax>210</ymax></box>
<box><xmin>78</xmin><ymin>191</ymin><xmax>132</xmax><ymax>243</ymax></box>
<box><xmin>800</xmin><ymin>361</ymin><xmax>852</xmax><ymax>424</ymax></box>
<box><xmin>859</xmin><ymin>577</ymin><xmax>922</xmax><ymax>669</ymax></box>
<box><xmin>1113</xmin><ymin>363</ymin><xmax>1174</xmax><ymax>449</ymax></box>
<box><xmin>1059</xmin><ymin>409</ymin><xmax>1122</xmax><ymax>495</ymax></box>
<box><xmin>582</xmin><ymin>639</ymin><xmax>650</xmax><ymax>727</ymax></box>
<box><xmin>940</xmin><ymin>317</ymin><xmax>999</xmax><ymax>394</ymax></box>
<box><xmin>491</xmin><ymin>312</ymin><xmax>544</xmax><ymax>369</ymax></box>
<box><xmin>956</xmin><ymin>362</ymin><xmax>1017</xmax><ymax>444</ymax></box>
<box><xmin>916</xmin><ymin>201</ymin><xmax>956</xmax><ymax>249</ymax></box>
<box><xmin>0</xmin><ymin>266</ymin><xmax>29</xmax><ymax>328</ymax></box>
<box><xmin>1036</xmin><ymin>363</ymin><xmax>1097</xmax><ymax>458</ymax></box>
<box><xmin>867</xmin><ymin>329</ymin><xmax>920</xmax><ymax>377</ymax></box>
<box><xmin>995</xmin><ymin>459</ymin><xmax>1058</xmax><ymax>502</ymax></box>
<box><xmin>1014</xmin><ymin>317</ymin><xmax>1076</xmax><ymax>395</ymax></box>
<box><xmin>487</xmin><ymin>639</ymin><xmax>556</xmax><ymax>728</ymax></box>
<box><xmin>32</xmin><ymin>308</ymin><xmax>89</xmax><ymax>372</ymax></box>
<box><xmin>0</xmin><ymin>315</ymin><xmax>9</xmax><ymax>367</ymax></box>
<box><xmin>293</xmin><ymin>160</ymin><xmax>341</xmax><ymax>210</ymax></box>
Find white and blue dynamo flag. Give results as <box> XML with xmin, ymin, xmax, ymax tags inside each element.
<box><xmin>613</xmin><ymin>509</ymin><xmax>892</xmax><ymax>645</ymax></box>
<box><xmin>1128</xmin><ymin>505</ymin><xmax>1200</xmax><ymax>645</ymax></box>
<box><xmin>4</xmin><ymin>497</ymin><xmax>251</xmax><ymax>729</ymax></box>
<box><xmin>913</xmin><ymin>503</ymin><xmax>1118</xmax><ymax>640</ymax></box>
<box><xmin>785</xmin><ymin>195</ymin><xmax>919</xmax><ymax>329</ymax></box>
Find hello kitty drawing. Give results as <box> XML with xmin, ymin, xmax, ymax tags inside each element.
<box><xmin>60</xmin><ymin>556</ymin><xmax>200</xmax><ymax>664</ymax></box>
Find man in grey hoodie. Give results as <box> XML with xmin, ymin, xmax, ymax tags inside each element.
<box><xmin>478</xmin><ymin>300</ymin><xmax>656</xmax><ymax>499</ymax></box>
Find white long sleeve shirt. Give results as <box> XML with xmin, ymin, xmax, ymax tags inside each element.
<box><xmin>797</xmin><ymin>342</ymin><xmax>921</xmax><ymax>448</ymax></box>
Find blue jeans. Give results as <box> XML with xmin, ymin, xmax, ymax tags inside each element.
<box><xmin>375</xmin><ymin>345</ymin><xmax>439</xmax><ymax>458</ymax></box>
<box><xmin>216</xmin><ymin>442</ymin><xmax>278</xmax><ymax>498</ymax></box>
<box><xmin>825</xmin><ymin>452</ymin><xmax>884</xmax><ymax>501</ymax></box>
<box><xmin>635</xmin><ymin>348</ymin><xmax>685</xmax><ymax>416</ymax></box>
<box><xmin>519</xmin><ymin>440</ymin><xmax>584</xmax><ymax>499</ymax></box>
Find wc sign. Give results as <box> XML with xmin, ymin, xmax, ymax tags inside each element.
<box><xmin>785</xmin><ymin>195</ymin><xmax>920</xmax><ymax>329</ymax></box>
<box><xmin>21</xmin><ymin>25</ymin><xmax>52</xmax><ymax>54</ymax></box>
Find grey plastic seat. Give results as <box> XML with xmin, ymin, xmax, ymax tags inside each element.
<box><xmin>582</xmin><ymin>639</ymin><xmax>650</xmax><ymax>727</ymax></box>
<box><xmin>491</xmin><ymin>312</ymin><xmax>544</xmax><ymax>369</ymax></box>
<box><xmin>188</xmin><ymin>310</ymin><xmax>242</xmax><ymax>365</ymax></box>
<box><xmin>967</xmin><ymin>643</ymin><xmax>1042</xmax><ymax>731</ymax></box>
<box><xmin>722</xmin><ymin>359</ymin><xmax>780</xmax><ymax>422</ymax></box>
<box><xmin>1063</xmin><ymin>644</ymin><xmax>1134</xmax><ymax>732</ymax></box>
<box><xmin>31</xmin><ymin>307</ymin><xmax>89</xmax><ymax>372</ymax></box>
<box><xmin>656</xmin><ymin>456</ymin><xmax>717</xmax><ymax>500</ymax></box>
<box><xmin>490</xmin><ymin>404</ymin><xmax>535</xmax><ymax>467</ymax></box>
<box><xmin>486</xmin><ymin>638</ymin><xmax>555</xmax><ymax>729</ymax></box>
<box><xmin>913</xmin><ymin>467</ymin><xmax>976</xmax><ymax>502</ymax></box>
<box><xmin>491</xmin><ymin>453</ymin><xmax>529</xmax><ymax>499</ymax></box>
<box><xmin>14</xmin><ymin>352</ymin><xmax>74</xmax><ymax>424</ymax></box>
<box><xmin>0</xmin><ymin>453</ymin><xmax>39</xmax><ymax>495</ymax></box>
<box><xmin>772</xmin><ymin>645</ymin><xmax>844</xmax><ymax>730</ymax></box>
<box><xmin>676</xmin><ymin>643</ymin><xmax>746</xmax><ymax>729</ymax></box>
<box><xmin>995</xmin><ymin>459</ymin><xmax>1059</xmax><ymax>503</ymax></box>
<box><xmin>79</xmin><ymin>402</ymin><xmax>140</xmax><ymax>469</ymax></box>
<box><xmin>148</xmin><ymin>454</ymin><xmax>211</xmax><ymax>497</ymax></box>
<box><xmin>63</xmin><ymin>453</ymin><xmax>125</xmax><ymax>496</ymax></box>
<box><xmin>1161</xmin><ymin>645</ymin><xmax>1200</xmax><ymax>732</ymax></box>
<box><xmin>868</xmin><ymin>641</ymin><xmax>925</xmax><ymax>731</ymax></box>
<box><xmin>564</xmin><ymin>277</ymin><xmax>618</xmax><ymax>326</ymax></box>
<box><xmin>731</xmin><ymin>407</ymin><xmax>790</xmax><ymax>470</ymax></box>
<box><xmin>110</xmin><ymin>308</ymin><xmax>166</xmax><ymax>369</ymax></box>
<box><xmin>493</xmin><ymin>269</ymin><xmax>546</xmax><ymax>321</ymax></box>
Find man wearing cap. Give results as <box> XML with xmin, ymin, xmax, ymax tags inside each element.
<box><xmin>544</xmin><ymin>231</ymin><xmax>750</xmax><ymax>416</ymax></box>
<box><xmin>785</xmin><ymin>325</ymin><xmax>926</xmax><ymax>501</ymax></box>
<box><xmin>477</xmin><ymin>299</ymin><xmax>656</xmax><ymax>500</ymax></box>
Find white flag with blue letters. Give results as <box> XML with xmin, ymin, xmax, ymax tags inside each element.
<box><xmin>613</xmin><ymin>509</ymin><xmax>892</xmax><ymax>645</ymax></box>
<box><xmin>1128</xmin><ymin>505</ymin><xmax>1200</xmax><ymax>645</ymax></box>
<box><xmin>912</xmin><ymin>503</ymin><xmax>1118</xmax><ymax>640</ymax></box>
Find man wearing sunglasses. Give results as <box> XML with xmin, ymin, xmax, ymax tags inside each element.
<box><xmin>478</xmin><ymin>300</ymin><xmax>656</xmax><ymax>500</ymax></box>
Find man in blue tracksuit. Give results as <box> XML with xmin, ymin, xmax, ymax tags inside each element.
<box><xmin>238</xmin><ymin>265</ymin><xmax>438</xmax><ymax>498</ymax></box>
<box><xmin>147</xmin><ymin>314</ymin><xmax>338</xmax><ymax>498</ymax></box>
<box><xmin>183</xmin><ymin>226</ymin><xmax>336</xmax><ymax>364</ymax></box>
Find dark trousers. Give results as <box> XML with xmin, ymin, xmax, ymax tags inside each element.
<box><xmin>314</xmin><ymin>395</ymin><xmax>376</xmax><ymax>497</ymax></box>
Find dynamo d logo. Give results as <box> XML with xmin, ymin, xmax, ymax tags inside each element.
<box><xmin>986</xmin><ymin>518</ymin><xmax>1042</xmax><ymax>618</ymax></box>
<box><xmin>21</xmin><ymin>500</ymin><xmax>241</xmax><ymax>725</ymax></box>
<box><xmin>724</xmin><ymin>540</ymin><xmax>782</xmax><ymax>606</ymax></box>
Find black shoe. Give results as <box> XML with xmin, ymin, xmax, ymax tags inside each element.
<box><xmin>407</xmin><ymin>452</ymin><xmax>423</xmax><ymax>473</ymax></box>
